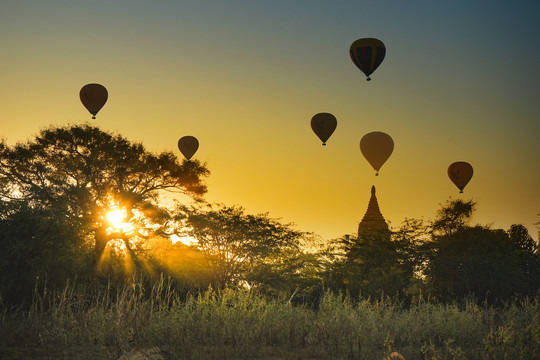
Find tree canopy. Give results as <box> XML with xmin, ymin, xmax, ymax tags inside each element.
<box><xmin>0</xmin><ymin>124</ymin><xmax>209</xmax><ymax>255</ymax></box>
<box><xmin>425</xmin><ymin>200</ymin><xmax>540</xmax><ymax>303</ymax></box>
<box><xmin>0</xmin><ymin>125</ymin><xmax>209</xmax><ymax>301</ymax></box>
<box><xmin>177</xmin><ymin>204</ymin><xmax>307</xmax><ymax>288</ymax></box>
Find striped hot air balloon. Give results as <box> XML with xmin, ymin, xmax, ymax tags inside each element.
<box><xmin>349</xmin><ymin>38</ymin><xmax>386</xmax><ymax>81</ymax></box>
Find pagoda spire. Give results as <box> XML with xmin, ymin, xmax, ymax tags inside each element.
<box><xmin>358</xmin><ymin>185</ymin><xmax>389</xmax><ymax>236</ymax></box>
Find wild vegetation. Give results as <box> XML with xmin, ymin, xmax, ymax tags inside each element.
<box><xmin>1</xmin><ymin>125</ymin><xmax>539</xmax><ymax>359</ymax></box>
<box><xmin>1</xmin><ymin>281</ymin><xmax>539</xmax><ymax>359</ymax></box>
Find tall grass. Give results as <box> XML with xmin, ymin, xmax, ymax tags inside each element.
<box><xmin>0</xmin><ymin>280</ymin><xmax>538</xmax><ymax>359</ymax></box>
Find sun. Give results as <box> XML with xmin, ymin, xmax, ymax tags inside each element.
<box><xmin>106</xmin><ymin>208</ymin><xmax>127</xmax><ymax>229</ymax></box>
<box><xmin>105</xmin><ymin>207</ymin><xmax>135</xmax><ymax>235</ymax></box>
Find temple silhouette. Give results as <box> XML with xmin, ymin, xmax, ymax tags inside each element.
<box><xmin>358</xmin><ymin>185</ymin><xmax>389</xmax><ymax>236</ymax></box>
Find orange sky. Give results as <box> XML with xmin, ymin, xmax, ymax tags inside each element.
<box><xmin>1</xmin><ymin>1</ymin><xmax>539</xmax><ymax>240</ymax></box>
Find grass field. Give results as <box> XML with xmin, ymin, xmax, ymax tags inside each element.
<box><xmin>1</xmin><ymin>281</ymin><xmax>539</xmax><ymax>359</ymax></box>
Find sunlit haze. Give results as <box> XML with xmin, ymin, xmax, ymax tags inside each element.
<box><xmin>106</xmin><ymin>209</ymin><xmax>127</xmax><ymax>229</ymax></box>
<box><xmin>1</xmin><ymin>1</ymin><xmax>539</xmax><ymax>240</ymax></box>
<box><xmin>171</xmin><ymin>234</ymin><xmax>197</xmax><ymax>246</ymax></box>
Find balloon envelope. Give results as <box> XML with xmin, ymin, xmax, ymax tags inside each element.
<box><xmin>80</xmin><ymin>84</ymin><xmax>108</xmax><ymax>119</ymax></box>
<box><xmin>349</xmin><ymin>38</ymin><xmax>386</xmax><ymax>81</ymax></box>
<box><xmin>360</xmin><ymin>131</ymin><xmax>394</xmax><ymax>175</ymax></box>
<box><xmin>311</xmin><ymin>113</ymin><xmax>337</xmax><ymax>145</ymax></box>
<box><xmin>178</xmin><ymin>136</ymin><xmax>199</xmax><ymax>160</ymax></box>
<box><xmin>448</xmin><ymin>162</ymin><xmax>473</xmax><ymax>193</ymax></box>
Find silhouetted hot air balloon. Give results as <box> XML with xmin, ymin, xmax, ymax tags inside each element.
<box><xmin>448</xmin><ymin>161</ymin><xmax>473</xmax><ymax>193</ymax></box>
<box><xmin>80</xmin><ymin>84</ymin><xmax>108</xmax><ymax>119</ymax></box>
<box><xmin>178</xmin><ymin>136</ymin><xmax>199</xmax><ymax>161</ymax></box>
<box><xmin>311</xmin><ymin>113</ymin><xmax>337</xmax><ymax>145</ymax></box>
<box><xmin>349</xmin><ymin>38</ymin><xmax>386</xmax><ymax>81</ymax></box>
<box><xmin>360</xmin><ymin>131</ymin><xmax>394</xmax><ymax>175</ymax></box>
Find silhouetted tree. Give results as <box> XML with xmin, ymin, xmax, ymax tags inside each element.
<box><xmin>508</xmin><ymin>224</ymin><xmax>538</xmax><ymax>253</ymax></box>
<box><xmin>425</xmin><ymin>200</ymin><xmax>540</xmax><ymax>303</ymax></box>
<box><xmin>0</xmin><ymin>125</ymin><xmax>209</xmax><ymax>301</ymax></box>
<box><xmin>431</xmin><ymin>198</ymin><xmax>476</xmax><ymax>235</ymax></box>
<box><xmin>246</xmin><ymin>247</ymin><xmax>324</xmax><ymax>303</ymax></box>
<box><xmin>533</xmin><ymin>214</ymin><xmax>540</xmax><ymax>250</ymax></box>
<box><xmin>326</xmin><ymin>230</ymin><xmax>415</xmax><ymax>299</ymax></box>
<box><xmin>392</xmin><ymin>217</ymin><xmax>432</xmax><ymax>274</ymax></box>
<box><xmin>178</xmin><ymin>204</ymin><xmax>306</xmax><ymax>288</ymax></box>
<box><xmin>390</xmin><ymin>217</ymin><xmax>434</xmax><ymax>299</ymax></box>
<box><xmin>426</xmin><ymin>225</ymin><xmax>540</xmax><ymax>303</ymax></box>
<box><xmin>0</xmin><ymin>201</ymin><xmax>93</xmax><ymax>303</ymax></box>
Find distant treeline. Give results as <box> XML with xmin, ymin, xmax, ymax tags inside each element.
<box><xmin>1</xmin><ymin>124</ymin><xmax>539</xmax><ymax>306</ymax></box>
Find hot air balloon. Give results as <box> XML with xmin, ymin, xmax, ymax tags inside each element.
<box><xmin>360</xmin><ymin>131</ymin><xmax>394</xmax><ymax>175</ymax></box>
<box><xmin>448</xmin><ymin>162</ymin><xmax>473</xmax><ymax>193</ymax></box>
<box><xmin>349</xmin><ymin>38</ymin><xmax>386</xmax><ymax>81</ymax></box>
<box><xmin>80</xmin><ymin>84</ymin><xmax>108</xmax><ymax>119</ymax></box>
<box><xmin>178</xmin><ymin>136</ymin><xmax>199</xmax><ymax>161</ymax></box>
<box><xmin>311</xmin><ymin>113</ymin><xmax>337</xmax><ymax>145</ymax></box>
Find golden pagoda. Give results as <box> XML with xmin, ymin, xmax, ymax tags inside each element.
<box><xmin>358</xmin><ymin>185</ymin><xmax>389</xmax><ymax>236</ymax></box>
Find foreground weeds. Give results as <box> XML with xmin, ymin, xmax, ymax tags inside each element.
<box><xmin>0</xmin><ymin>281</ymin><xmax>538</xmax><ymax>359</ymax></box>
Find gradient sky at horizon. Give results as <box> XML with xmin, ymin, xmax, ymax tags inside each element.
<box><xmin>1</xmin><ymin>1</ymin><xmax>539</xmax><ymax>239</ymax></box>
